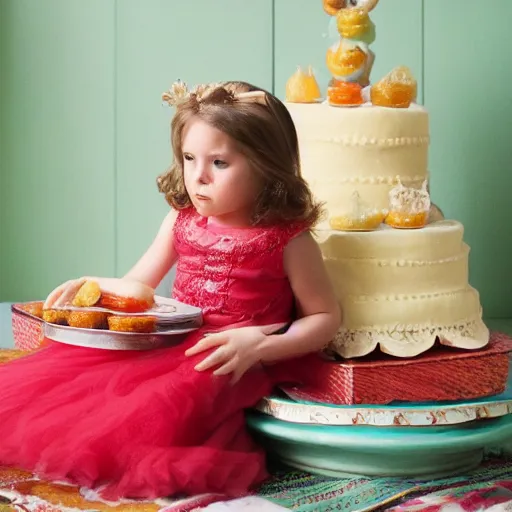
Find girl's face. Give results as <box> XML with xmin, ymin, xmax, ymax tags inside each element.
<box><xmin>182</xmin><ymin>118</ymin><xmax>259</xmax><ymax>227</ymax></box>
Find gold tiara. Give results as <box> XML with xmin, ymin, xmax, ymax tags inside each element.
<box><xmin>162</xmin><ymin>80</ymin><xmax>267</xmax><ymax>107</ymax></box>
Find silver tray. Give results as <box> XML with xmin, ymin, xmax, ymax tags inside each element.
<box><xmin>44</xmin><ymin>321</ymin><xmax>199</xmax><ymax>351</ymax></box>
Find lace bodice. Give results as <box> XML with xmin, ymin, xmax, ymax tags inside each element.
<box><xmin>172</xmin><ymin>208</ymin><xmax>306</xmax><ymax>329</ymax></box>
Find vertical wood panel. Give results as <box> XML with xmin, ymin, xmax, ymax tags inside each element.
<box><xmin>424</xmin><ymin>0</ymin><xmax>512</xmax><ymax>318</ymax></box>
<box><xmin>274</xmin><ymin>0</ymin><xmax>424</xmax><ymax>102</ymax></box>
<box><xmin>0</xmin><ymin>0</ymin><xmax>116</xmax><ymax>301</ymax></box>
<box><xmin>0</xmin><ymin>0</ymin><xmax>7</xmax><ymax>301</ymax></box>
<box><xmin>115</xmin><ymin>0</ymin><xmax>274</xmax><ymax>286</ymax></box>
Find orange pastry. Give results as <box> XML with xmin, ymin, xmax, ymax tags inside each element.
<box><xmin>20</xmin><ymin>302</ymin><xmax>44</xmax><ymax>319</ymax></box>
<box><xmin>328</xmin><ymin>80</ymin><xmax>363</xmax><ymax>106</ymax></box>
<box><xmin>80</xmin><ymin>278</ymin><xmax>155</xmax><ymax>313</ymax></box>
<box><xmin>72</xmin><ymin>280</ymin><xmax>101</xmax><ymax>308</ymax></box>
<box><xmin>371</xmin><ymin>66</ymin><xmax>417</xmax><ymax>109</ymax></box>
<box><xmin>385</xmin><ymin>179</ymin><xmax>430</xmax><ymax>229</ymax></box>
<box><xmin>285</xmin><ymin>66</ymin><xmax>322</xmax><ymax>103</ymax></box>
<box><xmin>42</xmin><ymin>309</ymin><xmax>70</xmax><ymax>325</ymax></box>
<box><xmin>67</xmin><ymin>311</ymin><xmax>110</xmax><ymax>330</ymax></box>
<box><xmin>107</xmin><ymin>316</ymin><xmax>156</xmax><ymax>334</ymax></box>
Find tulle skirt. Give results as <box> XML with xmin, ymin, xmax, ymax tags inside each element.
<box><xmin>0</xmin><ymin>331</ymin><xmax>276</xmax><ymax>500</ymax></box>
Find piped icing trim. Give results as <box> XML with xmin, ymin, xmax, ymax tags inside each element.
<box><xmin>331</xmin><ymin>317</ymin><xmax>490</xmax><ymax>358</ymax></box>
<box><xmin>349</xmin><ymin>289</ymin><xmax>472</xmax><ymax>302</ymax></box>
<box><xmin>332</xmin><ymin>174</ymin><xmax>427</xmax><ymax>185</ymax></box>
<box><xmin>324</xmin><ymin>248</ymin><xmax>469</xmax><ymax>267</ymax></box>
<box><xmin>311</xmin><ymin>135</ymin><xmax>429</xmax><ymax>146</ymax></box>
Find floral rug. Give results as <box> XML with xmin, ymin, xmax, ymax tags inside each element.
<box><xmin>0</xmin><ymin>350</ymin><xmax>511</xmax><ymax>511</ymax></box>
<box><xmin>258</xmin><ymin>456</ymin><xmax>512</xmax><ymax>511</ymax></box>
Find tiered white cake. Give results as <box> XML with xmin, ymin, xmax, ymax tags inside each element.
<box><xmin>287</xmin><ymin>103</ymin><xmax>489</xmax><ymax>358</ymax></box>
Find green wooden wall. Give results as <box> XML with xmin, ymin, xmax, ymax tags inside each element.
<box><xmin>1</xmin><ymin>0</ymin><xmax>511</xmax><ymax>321</ymax></box>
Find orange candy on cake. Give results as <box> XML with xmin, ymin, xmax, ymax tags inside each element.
<box><xmin>285</xmin><ymin>66</ymin><xmax>322</xmax><ymax>103</ymax></box>
<box><xmin>336</xmin><ymin>8</ymin><xmax>370</xmax><ymax>38</ymax></box>
<box><xmin>329</xmin><ymin>192</ymin><xmax>386</xmax><ymax>231</ymax></box>
<box><xmin>371</xmin><ymin>66</ymin><xmax>417</xmax><ymax>109</ymax></box>
<box><xmin>323</xmin><ymin>0</ymin><xmax>345</xmax><ymax>16</ymax></box>
<box><xmin>385</xmin><ymin>179</ymin><xmax>430</xmax><ymax>229</ymax></box>
<box><xmin>328</xmin><ymin>80</ymin><xmax>363</xmax><ymax>106</ymax></box>
<box><xmin>326</xmin><ymin>42</ymin><xmax>367</xmax><ymax>80</ymax></box>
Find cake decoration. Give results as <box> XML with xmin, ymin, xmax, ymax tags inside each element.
<box><xmin>336</xmin><ymin>7</ymin><xmax>370</xmax><ymax>39</ymax></box>
<box><xmin>322</xmin><ymin>0</ymin><xmax>344</xmax><ymax>16</ymax></box>
<box><xmin>329</xmin><ymin>191</ymin><xmax>386</xmax><ymax>231</ymax></box>
<box><xmin>385</xmin><ymin>179</ymin><xmax>430</xmax><ymax>229</ymax></box>
<box><xmin>282</xmin><ymin>2</ymin><xmax>490</xmax><ymax>358</ymax></box>
<box><xmin>371</xmin><ymin>66</ymin><xmax>417</xmax><ymax>109</ymax></box>
<box><xmin>324</xmin><ymin>0</ymin><xmax>378</xmax><ymax>93</ymax></box>
<box><xmin>285</xmin><ymin>66</ymin><xmax>322</xmax><ymax>103</ymax></box>
<box><xmin>327</xmin><ymin>80</ymin><xmax>363</xmax><ymax>106</ymax></box>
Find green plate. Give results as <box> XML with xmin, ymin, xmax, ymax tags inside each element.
<box><xmin>246</xmin><ymin>411</ymin><xmax>512</xmax><ymax>479</ymax></box>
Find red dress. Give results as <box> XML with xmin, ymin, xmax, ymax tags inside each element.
<box><xmin>0</xmin><ymin>208</ymin><xmax>306</xmax><ymax>500</ymax></box>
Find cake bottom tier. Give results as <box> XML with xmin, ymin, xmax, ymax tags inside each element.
<box><xmin>317</xmin><ymin>220</ymin><xmax>490</xmax><ymax>358</ymax></box>
<box><xmin>333</xmin><ymin>290</ymin><xmax>489</xmax><ymax>358</ymax></box>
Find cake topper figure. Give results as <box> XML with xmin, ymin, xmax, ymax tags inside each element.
<box><xmin>324</xmin><ymin>0</ymin><xmax>379</xmax><ymax>91</ymax></box>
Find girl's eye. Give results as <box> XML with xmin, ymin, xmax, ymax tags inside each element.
<box><xmin>214</xmin><ymin>159</ymin><xmax>228</xmax><ymax>169</ymax></box>
<box><xmin>183</xmin><ymin>154</ymin><xmax>193</xmax><ymax>161</ymax></box>
<box><xmin>349</xmin><ymin>0</ymin><xmax>358</xmax><ymax>5</ymax></box>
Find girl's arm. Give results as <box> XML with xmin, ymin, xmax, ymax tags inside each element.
<box><xmin>123</xmin><ymin>209</ymin><xmax>179</xmax><ymax>289</ymax></box>
<box><xmin>256</xmin><ymin>231</ymin><xmax>341</xmax><ymax>363</ymax></box>
<box><xmin>187</xmin><ymin>231</ymin><xmax>341</xmax><ymax>382</ymax></box>
<box><xmin>44</xmin><ymin>210</ymin><xmax>179</xmax><ymax>309</ymax></box>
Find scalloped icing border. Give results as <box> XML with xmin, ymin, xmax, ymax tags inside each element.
<box><xmin>331</xmin><ymin>317</ymin><xmax>490</xmax><ymax>358</ymax></box>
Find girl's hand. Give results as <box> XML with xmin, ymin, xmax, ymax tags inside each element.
<box><xmin>43</xmin><ymin>277</ymin><xmax>91</xmax><ymax>309</ymax></box>
<box><xmin>185</xmin><ymin>326</ymin><xmax>268</xmax><ymax>383</ymax></box>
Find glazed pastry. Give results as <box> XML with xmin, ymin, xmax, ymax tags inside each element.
<box><xmin>20</xmin><ymin>302</ymin><xmax>44</xmax><ymax>319</ymax></box>
<box><xmin>49</xmin><ymin>277</ymin><xmax>155</xmax><ymax>314</ymax></box>
<box><xmin>107</xmin><ymin>316</ymin><xmax>157</xmax><ymax>334</ymax></box>
<box><xmin>42</xmin><ymin>309</ymin><xmax>70</xmax><ymax>325</ymax></box>
<box><xmin>67</xmin><ymin>311</ymin><xmax>110</xmax><ymax>330</ymax></box>
<box><xmin>72</xmin><ymin>280</ymin><xmax>102</xmax><ymax>307</ymax></box>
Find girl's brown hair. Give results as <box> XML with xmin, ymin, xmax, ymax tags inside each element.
<box><xmin>157</xmin><ymin>81</ymin><xmax>323</xmax><ymax>227</ymax></box>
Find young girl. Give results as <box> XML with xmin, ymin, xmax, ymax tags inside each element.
<box><xmin>0</xmin><ymin>81</ymin><xmax>340</xmax><ymax>501</ymax></box>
